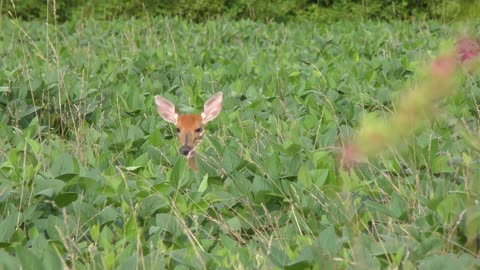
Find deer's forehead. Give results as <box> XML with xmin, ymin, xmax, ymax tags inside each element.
<box><xmin>176</xmin><ymin>114</ymin><xmax>203</xmax><ymax>130</ymax></box>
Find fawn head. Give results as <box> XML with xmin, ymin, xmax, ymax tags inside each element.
<box><xmin>154</xmin><ymin>92</ymin><xmax>223</xmax><ymax>170</ymax></box>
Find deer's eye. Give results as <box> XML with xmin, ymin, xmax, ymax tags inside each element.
<box><xmin>176</xmin><ymin>128</ymin><xmax>180</xmax><ymax>133</ymax></box>
<box><xmin>195</xmin><ymin>128</ymin><xmax>203</xmax><ymax>133</ymax></box>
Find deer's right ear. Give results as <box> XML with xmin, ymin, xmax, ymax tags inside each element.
<box><xmin>155</xmin><ymin>96</ymin><xmax>178</xmax><ymax>124</ymax></box>
<box><xmin>201</xmin><ymin>92</ymin><xmax>223</xmax><ymax>123</ymax></box>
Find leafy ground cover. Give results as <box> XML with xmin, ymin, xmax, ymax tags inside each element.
<box><xmin>0</xmin><ymin>16</ymin><xmax>480</xmax><ymax>269</ymax></box>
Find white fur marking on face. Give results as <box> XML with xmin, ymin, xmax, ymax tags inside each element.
<box><xmin>187</xmin><ymin>149</ymin><xmax>196</xmax><ymax>159</ymax></box>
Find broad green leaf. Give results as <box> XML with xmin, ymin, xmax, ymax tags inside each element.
<box><xmin>269</xmin><ymin>246</ymin><xmax>290</xmax><ymax>267</ymax></box>
<box><xmin>310</xmin><ymin>169</ymin><xmax>328</xmax><ymax>187</ymax></box>
<box><xmin>50</xmin><ymin>153</ymin><xmax>77</xmax><ymax>176</ymax></box>
<box><xmin>226</xmin><ymin>216</ymin><xmax>241</xmax><ymax>231</ymax></box>
<box><xmin>43</xmin><ymin>247</ymin><xmax>63</xmax><ymax>269</ymax></box>
<box><xmin>0</xmin><ymin>250</ymin><xmax>20</xmax><ymax>269</ymax></box>
<box><xmin>99</xmin><ymin>206</ymin><xmax>118</xmax><ymax>225</ymax></box>
<box><xmin>288</xmin><ymin>71</ymin><xmax>300</xmax><ymax>77</ymax></box>
<box><xmin>316</xmin><ymin>226</ymin><xmax>338</xmax><ymax>255</ymax></box>
<box><xmin>390</xmin><ymin>192</ymin><xmax>406</xmax><ymax>219</ymax></box>
<box><xmin>222</xmin><ymin>147</ymin><xmax>241</xmax><ymax>173</ymax></box>
<box><xmin>418</xmin><ymin>253</ymin><xmax>479</xmax><ymax>270</ymax></box>
<box><xmin>155</xmin><ymin>213</ymin><xmax>178</xmax><ymax>234</ymax></box>
<box><xmin>100</xmin><ymin>227</ymin><xmax>114</xmax><ymax>250</ymax></box>
<box><xmin>169</xmin><ymin>158</ymin><xmax>185</xmax><ymax>187</ymax></box>
<box><xmin>90</xmin><ymin>224</ymin><xmax>100</xmax><ymax>242</ymax></box>
<box><xmin>16</xmin><ymin>246</ymin><xmax>43</xmax><ymax>270</ymax></box>
<box><xmin>55</xmin><ymin>173</ymin><xmax>78</xmax><ymax>181</ymax></box>
<box><xmin>298</xmin><ymin>165</ymin><xmax>312</xmax><ymax>189</ymax></box>
<box><xmin>54</xmin><ymin>192</ymin><xmax>78</xmax><ymax>208</ymax></box>
<box><xmin>124</xmin><ymin>166</ymin><xmax>143</xmax><ymax>172</ymax></box>
<box><xmin>432</xmin><ymin>156</ymin><xmax>454</xmax><ymax>174</ymax></box>
<box><xmin>148</xmin><ymin>129</ymin><xmax>163</xmax><ymax>147</ymax></box>
<box><xmin>436</xmin><ymin>194</ymin><xmax>463</xmax><ymax>224</ymax></box>
<box><xmin>118</xmin><ymin>255</ymin><xmax>137</xmax><ymax>270</ymax></box>
<box><xmin>285</xmin><ymin>143</ymin><xmax>302</xmax><ymax>157</ymax></box>
<box><xmin>198</xmin><ymin>174</ymin><xmax>209</xmax><ymax>193</ymax></box>
<box><xmin>265</xmin><ymin>152</ymin><xmax>280</xmax><ymax>180</ymax></box>
<box><xmin>124</xmin><ymin>215</ymin><xmax>138</xmax><ymax>240</ymax></box>
<box><xmin>25</xmin><ymin>138</ymin><xmax>40</xmax><ymax>155</ymax></box>
<box><xmin>34</xmin><ymin>188</ymin><xmax>55</xmax><ymax>198</ymax></box>
<box><xmin>46</xmin><ymin>216</ymin><xmax>67</xmax><ymax>241</ymax></box>
<box><xmin>465</xmin><ymin>206</ymin><xmax>480</xmax><ymax>244</ymax></box>
<box><xmin>0</xmin><ymin>206</ymin><xmax>17</xmax><ymax>242</ymax></box>
<box><xmin>0</xmin><ymin>184</ymin><xmax>12</xmax><ymax>203</ymax></box>
<box><xmin>138</xmin><ymin>195</ymin><xmax>163</xmax><ymax>217</ymax></box>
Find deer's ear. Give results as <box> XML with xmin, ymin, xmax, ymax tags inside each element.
<box><xmin>201</xmin><ymin>92</ymin><xmax>223</xmax><ymax>123</ymax></box>
<box><xmin>155</xmin><ymin>96</ymin><xmax>178</xmax><ymax>124</ymax></box>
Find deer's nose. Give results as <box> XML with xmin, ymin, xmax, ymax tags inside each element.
<box><xmin>179</xmin><ymin>146</ymin><xmax>192</xmax><ymax>156</ymax></box>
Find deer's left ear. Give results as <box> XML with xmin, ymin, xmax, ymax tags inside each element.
<box><xmin>155</xmin><ymin>95</ymin><xmax>178</xmax><ymax>124</ymax></box>
<box><xmin>201</xmin><ymin>92</ymin><xmax>223</xmax><ymax>123</ymax></box>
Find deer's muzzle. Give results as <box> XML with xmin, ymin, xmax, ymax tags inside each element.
<box><xmin>179</xmin><ymin>145</ymin><xmax>192</xmax><ymax>156</ymax></box>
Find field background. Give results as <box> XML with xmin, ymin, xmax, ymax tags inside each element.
<box><xmin>1</xmin><ymin>1</ymin><xmax>480</xmax><ymax>269</ymax></box>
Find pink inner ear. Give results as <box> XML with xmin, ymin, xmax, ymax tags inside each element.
<box><xmin>202</xmin><ymin>93</ymin><xmax>223</xmax><ymax>123</ymax></box>
<box><xmin>155</xmin><ymin>96</ymin><xmax>178</xmax><ymax>124</ymax></box>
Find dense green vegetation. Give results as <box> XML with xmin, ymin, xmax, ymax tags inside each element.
<box><xmin>1</xmin><ymin>13</ymin><xmax>480</xmax><ymax>269</ymax></box>
<box><xmin>4</xmin><ymin>0</ymin><xmax>480</xmax><ymax>22</ymax></box>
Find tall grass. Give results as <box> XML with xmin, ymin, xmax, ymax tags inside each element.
<box><xmin>0</xmin><ymin>7</ymin><xmax>479</xmax><ymax>269</ymax></box>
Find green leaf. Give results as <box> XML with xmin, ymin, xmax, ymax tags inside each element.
<box><xmin>124</xmin><ymin>166</ymin><xmax>143</xmax><ymax>172</ymax></box>
<box><xmin>316</xmin><ymin>226</ymin><xmax>338</xmax><ymax>255</ymax></box>
<box><xmin>155</xmin><ymin>213</ymin><xmax>179</xmax><ymax>234</ymax></box>
<box><xmin>25</xmin><ymin>138</ymin><xmax>41</xmax><ymax>155</ymax></box>
<box><xmin>432</xmin><ymin>156</ymin><xmax>454</xmax><ymax>173</ymax></box>
<box><xmin>309</xmin><ymin>169</ymin><xmax>328</xmax><ymax>187</ymax></box>
<box><xmin>152</xmin><ymin>182</ymin><xmax>172</xmax><ymax>195</ymax></box>
<box><xmin>418</xmin><ymin>253</ymin><xmax>479</xmax><ymax>270</ymax></box>
<box><xmin>90</xmin><ymin>224</ymin><xmax>100</xmax><ymax>242</ymax></box>
<box><xmin>285</xmin><ymin>143</ymin><xmax>302</xmax><ymax>156</ymax></box>
<box><xmin>43</xmin><ymin>247</ymin><xmax>63</xmax><ymax>269</ymax></box>
<box><xmin>54</xmin><ymin>192</ymin><xmax>78</xmax><ymax>208</ymax></box>
<box><xmin>99</xmin><ymin>206</ymin><xmax>118</xmax><ymax>225</ymax></box>
<box><xmin>226</xmin><ymin>216</ymin><xmax>241</xmax><ymax>231</ymax></box>
<box><xmin>56</xmin><ymin>173</ymin><xmax>78</xmax><ymax>181</ymax></box>
<box><xmin>465</xmin><ymin>206</ymin><xmax>480</xmax><ymax>244</ymax></box>
<box><xmin>265</xmin><ymin>152</ymin><xmax>280</xmax><ymax>180</ymax></box>
<box><xmin>148</xmin><ymin>129</ymin><xmax>163</xmax><ymax>147</ymax></box>
<box><xmin>124</xmin><ymin>216</ymin><xmax>138</xmax><ymax>240</ymax></box>
<box><xmin>288</xmin><ymin>71</ymin><xmax>300</xmax><ymax>77</ymax></box>
<box><xmin>0</xmin><ymin>205</ymin><xmax>17</xmax><ymax>242</ymax></box>
<box><xmin>198</xmin><ymin>174</ymin><xmax>209</xmax><ymax>193</ymax></box>
<box><xmin>34</xmin><ymin>188</ymin><xmax>55</xmax><ymax>198</ymax></box>
<box><xmin>138</xmin><ymin>195</ymin><xmax>162</xmax><ymax>217</ymax></box>
<box><xmin>100</xmin><ymin>227</ymin><xmax>114</xmax><ymax>250</ymax></box>
<box><xmin>46</xmin><ymin>216</ymin><xmax>66</xmax><ymax>241</ymax></box>
<box><xmin>222</xmin><ymin>147</ymin><xmax>241</xmax><ymax>173</ymax></box>
<box><xmin>0</xmin><ymin>250</ymin><xmax>20</xmax><ymax>269</ymax></box>
<box><xmin>287</xmin><ymin>247</ymin><xmax>313</xmax><ymax>269</ymax></box>
<box><xmin>390</xmin><ymin>192</ymin><xmax>406</xmax><ymax>219</ymax></box>
<box><xmin>269</xmin><ymin>246</ymin><xmax>290</xmax><ymax>267</ymax></box>
<box><xmin>436</xmin><ymin>194</ymin><xmax>462</xmax><ymax>224</ymax></box>
<box><xmin>169</xmin><ymin>158</ymin><xmax>186</xmax><ymax>187</ymax></box>
<box><xmin>50</xmin><ymin>153</ymin><xmax>77</xmax><ymax>176</ymax></box>
<box><xmin>0</xmin><ymin>185</ymin><xmax>13</xmax><ymax>203</ymax></box>
<box><xmin>16</xmin><ymin>246</ymin><xmax>43</xmax><ymax>270</ymax></box>
<box><xmin>298</xmin><ymin>165</ymin><xmax>312</xmax><ymax>189</ymax></box>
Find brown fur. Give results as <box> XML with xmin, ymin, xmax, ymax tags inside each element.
<box><xmin>155</xmin><ymin>93</ymin><xmax>223</xmax><ymax>172</ymax></box>
<box><xmin>176</xmin><ymin>114</ymin><xmax>204</xmax><ymax>171</ymax></box>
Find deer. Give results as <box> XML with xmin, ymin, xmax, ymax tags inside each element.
<box><xmin>154</xmin><ymin>92</ymin><xmax>223</xmax><ymax>171</ymax></box>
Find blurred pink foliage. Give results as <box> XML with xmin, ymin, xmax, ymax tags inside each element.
<box><xmin>341</xmin><ymin>37</ymin><xmax>480</xmax><ymax>168</ymax></box>
<box><xmin>457</xmin><ymin>38</ymin><xmax>480</xmax><ymax>63</ymax></box>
